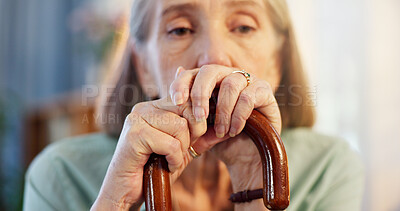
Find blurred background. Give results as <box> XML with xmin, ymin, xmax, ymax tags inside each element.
<box><xmin>0</xmin><ymin>0</ymin><xmax>399</xmax><ymax>210</ymax></box>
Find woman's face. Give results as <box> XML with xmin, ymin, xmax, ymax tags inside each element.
<box><xmin>135</xmin><ymin>0</ymin><xmax>284</xmax><ymax>98</ymax></box>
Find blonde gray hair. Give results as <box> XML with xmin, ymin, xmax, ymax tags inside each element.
<box><xmin>99</xmin><ymin>0</ymin><xmax>315</xmax><ymax>136</ymax></box>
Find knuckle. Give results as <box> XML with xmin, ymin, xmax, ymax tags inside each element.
<box><xmin>215</xmin><ymin>112</ymin><xmax>230</xmax><ymax>124</ymax></box>
<box><xmin>258</xmin><ymin>80</ymin><xmax>272</xmax><ymax>92</ymax></box>
<box><xmin>190</xmin><ymin>92</ymin><xmax>208</xmax><ymax>103</ymax></box>
<box><xmin>124</xmin><ymin>125</ymin><xmax>144</xmax><ymax>148</ymax></box>
<box><xmin>175</xmin><ymin>69</ymin><xmax>190</xmax><ymax>80</ymax></box>
<box><xmin>239</xmin><ymin>92</ymin><xmax>255</xmax><ymax>107</ymax></box>
<box><xmin>168</xmin><ymin>139</ymin><xmax>181</xmax><ymax>153</ymax></box>
<box><xmin>178</xmin><ymin>103</ymin><xmax>190</xmax><ymax>117</ymax></box>
<box><xmin>200</xmin><ymin>64</ymin><xmax>212</xmax><ymax>72</ymax></box>
<box><xmin>221</xmin><ymin>77</ymin><xmax>240</xmax><ymax>93</ymax></box>
<box><xmin>125</xmin><ymin>112</ymin><xmax>140</xmax><ymax>125</ymax></box>
<box><xmin>182</xmin><ymin>69</ymin><xmax>196</xmax><ymax>77</ymax></box>
<box><xmin>231</xmin><ymin>113</ymin><xmax>246</xmax><ymax>123</ymax></box>
<box><xmin>216</xmin><ymin>106</ymin><xmax>231</xmax><ymax>119</ymax></box>
<box><xmin>131</xmin><ymin>101</ymin><xmax>147</xmax><ymax>112</ymax></box>
<box><xmin>176</xmin><ymin>118</ymin><xmax>189</xmax><ymax>131</ymax></box>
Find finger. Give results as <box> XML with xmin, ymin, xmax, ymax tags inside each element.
<box><xmin>229</xmin><ymin>80</ymin><xmax>281</xmax><ymax>137</ymax></box>
<box><xmin>140</xmin><ymin>106</ymin><xmax>191</xmax><ymax>154</ymax></box>
<box><xmin>214</xmin><ymin>72</ymin><xmax>249</xmax><ymax>138</ymax></box>
<box><xmin>169</xmin><ymin>68</ymin><xmax>199</xmax><ymax>106</ymax></box>
<box><xmin>175</xmin><ymin>66</ymin><xmax>184</xmax><ymax>79</ymax></box>
<box><xmin>126</xmin><ymin>116</ymin><xmax>184</xmax><ymax>173</ymax></box>
<box><xmin>181</xmin><ymin>104</ymin><xmax>207</xmax><ymax>142</ymax></box>
<box><xmin>190</xmin><ymin>65</ymin><xmax>232</xmax><ymax>122</ymax></box>
<box><xmin>253</xmin><ymin>81</ymin><xmax>282</xmax><ymax>134</ymax></box>
<box><xmin>141</xmin><ymin>127</ymin><xmax>183</xmax><ymax>173</ymax></box>
<box><xmin>191</xmin><ymin>126</ymin><xmax>230</xmax><ymax>154</ymax></box>
<box><xmin>152</xmin><ymin>97</ymin><xmax>207</xmax><ymax>144</ymax></box>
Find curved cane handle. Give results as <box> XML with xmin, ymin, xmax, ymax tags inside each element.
<box><xmin>244</xmin><ymin>110</ymin><xmax>290</xmax><ymax>210</ymax></box>
<box><xmin>143</xmin><ymin>91</ymin><xmax>290</xmax><ymax>210</ymax></box>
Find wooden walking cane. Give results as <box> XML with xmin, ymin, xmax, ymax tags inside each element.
<box><xmin>143</xmin><ymin>90</ymin><xmax>290</xmax><ymax>210</ymax></box>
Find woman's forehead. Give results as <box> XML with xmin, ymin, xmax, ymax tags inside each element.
<box><xmin>158</xmin><ymin>0</ymin><xmax>266</xmax><ymax>15</ymax></box>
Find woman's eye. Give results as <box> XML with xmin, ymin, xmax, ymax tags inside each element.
<box><xmin>168</xmin><ymin>27</ymin><xmax>193</xmax><ymax>37</ymax></box>
<box><xmin>233</xmin><ymin>25</ymin><xmax>254</xmax><ymax>34</ymax></box>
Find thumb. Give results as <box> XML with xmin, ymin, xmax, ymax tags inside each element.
<box><xmin>191</xmin><ymin>126</ymin><xmax>230</xmax><ymax>154</ymax></box>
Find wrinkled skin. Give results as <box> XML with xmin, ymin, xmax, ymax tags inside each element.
<box><xmin>92</xmin><ymin>0</ymin><xmax>284</xmax><ymax>210</ymax></box>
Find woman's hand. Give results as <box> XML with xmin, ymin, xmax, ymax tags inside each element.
<box><xmin>169</xmin><ymin>64</ymin><xmax>282</xmax><ymax>192</ymax></box>
<box><xmin>91</xmin><ymin>96</ymin><xmax>209</xmax><ymax>210</ymax></box>
<box><xmin>92</xmin><ymin>64</ymin><xmax>281</xmax><ymax>211</ymax></box>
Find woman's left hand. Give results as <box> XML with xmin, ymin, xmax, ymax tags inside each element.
<box><xmin>169</xmin><ymin>64</ymin><xmax>282</xmax><ymax>191</ymax></box>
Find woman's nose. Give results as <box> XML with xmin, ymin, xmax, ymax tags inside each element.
<box><xmin>196</xmin><ymin>29</ymin><xmax>233</xmax><ymax>68</ymax></box>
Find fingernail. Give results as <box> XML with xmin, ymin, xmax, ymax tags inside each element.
<box><xmin>229</xmin><ymin>127</ymin><xmax>237</xmax><ymax>137</ymax></box>
<box><xmin>194</xmin><ymin>106</ymin><xmax>205</xmax><ymax>122</ymax></box>
<box><xmin>173</xmin><ymin>92</ymin><xmax>183</xmax><ymax>105</ymax></box>
<box><xmin>175</xmin><ymin>66</ymin><xmax>184</xmax><ymax>78</ymax></box>
<box><xmin>216</xmin><ymin>125</ymin><xmax>225</xmax><ymax>138</ymax></box>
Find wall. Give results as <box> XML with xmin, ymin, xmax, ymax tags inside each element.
<box><xmin>287</xmin><ymin>0</ymin><xmax>400</xmax><ymax>210</ymax></box>
<box><xmin>364</xmin><ymin>0</ymin><xmax>400</xmax><ymax>210</ymax></box>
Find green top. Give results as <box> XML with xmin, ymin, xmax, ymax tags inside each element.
<box><xmin>23</xmin><ymin>128</ymin><xmax>364</xmax><ymax>211</ymax></box>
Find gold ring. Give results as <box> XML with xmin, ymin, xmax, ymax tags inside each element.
<box><xmin>188</xmin><ymin>146</ymin><xmax>201</xmax><ymax>158</ymax></box>
<box><xmin>232</xmin><ymin>70</ymin><xmax>251</xmax><ymax>86</ymax></box>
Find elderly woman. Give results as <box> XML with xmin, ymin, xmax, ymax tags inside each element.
<box><xmin>23</xmin><ymin>0</ymin><xmax>364</xmax><ymax>210</ymax></box>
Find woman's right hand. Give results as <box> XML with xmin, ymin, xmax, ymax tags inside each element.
<box><xmin>91</xmin><ymin>96</ymin><xmax>208</xmax><ymax>211</ymax></box>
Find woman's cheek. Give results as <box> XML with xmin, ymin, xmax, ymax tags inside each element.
<box><xmin>157</xmin><ymin>43</ymin><xmax>196</xmax><ymax>84</ymax></box>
